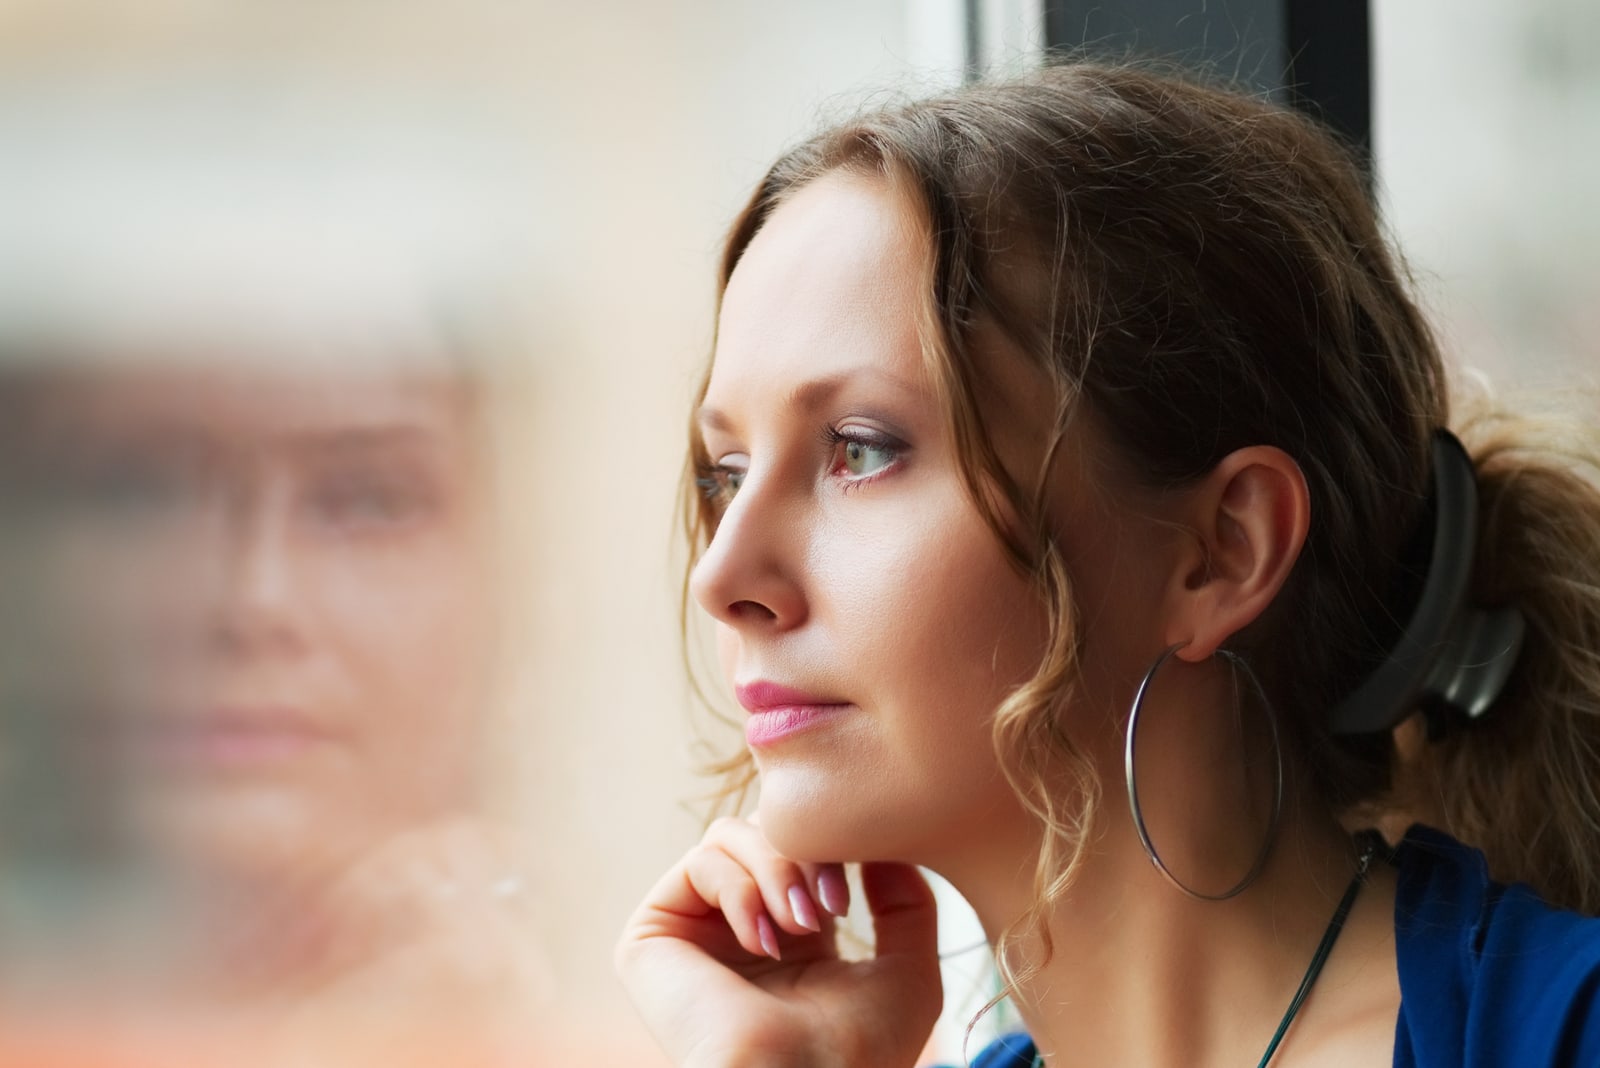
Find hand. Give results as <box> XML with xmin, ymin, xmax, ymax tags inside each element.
<box><xmin>616</xmin><ymin>817</ymin><xmax>942</xmax><ymax>1068</ymax></box>
<box><xmin>259</xmin><ymin>818</ymin><xmax>551</xmax><ymax>1065</ymax></box>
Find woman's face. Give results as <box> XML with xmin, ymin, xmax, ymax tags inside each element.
<box><xmin>7</xmin><ymin>362</ymin><xmax>494</xmax><ymax>885</ymax></box>
<box><xmin>690</xmin><ymin>173</ymin><xmax>1111</xmax><ymax>868</ymax></box>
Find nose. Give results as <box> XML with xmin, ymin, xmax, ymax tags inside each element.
<box><xmin>688</xmin><ymin>473</ymin><xmax>808</xmax><ymax>631</ymax></box>
<box><xmin>207</xmin><ymin>479</ymin><xmax>308</xmax><ymax>657</ymax></box>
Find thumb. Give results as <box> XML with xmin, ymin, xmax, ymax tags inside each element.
<box><xmin>861</xmin><ymin>862</ymin><xmax>938</xmax><ymax>962</ymax></box>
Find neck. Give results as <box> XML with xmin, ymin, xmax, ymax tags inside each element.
<box><xmin>934</xmin><ymin>799</ymin><xmax>1395</xmax><ymax>1068</ymax></box>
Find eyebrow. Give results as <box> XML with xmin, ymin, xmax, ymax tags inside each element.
<box><xmin>286</xmin><ymin>425</ymin><xmax>442</xmax><ymax>455</ymax></box>
<box><xmin>67</xmin><ymin>424</ymin><xmax>452</xmax><ymax>467</ymax></box>
<box><xmin>695</xmin><ymin>367</ymin><xmax>923</xmax><ymax>434</ymax></box>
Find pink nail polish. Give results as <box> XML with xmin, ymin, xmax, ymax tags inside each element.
<box><xmin>788</xmin><ymin>885</ymin><xmax>821</xmax><ymax>932</ymax></box>
<box><xmin>756</xmin><ymin>913</ymin><xmax>782</xmax><ymax>960</ymax></box>
<box><xmin>818</xmin><ymin>868</ymin><xmax>850</xmax><ymax>917</ymax></box>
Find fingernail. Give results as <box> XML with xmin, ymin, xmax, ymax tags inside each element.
<box><xmin>818</xmin><ymin>868</ymin><xmax>850</xmax><ymax>917</ymax></box>
<box><xmin>756</xmin><ymin>913</ymin><xmax>782</xmax><ymax>960</ymax></box>
<box><xmin>788</xmin><ymin>885</ymin><xmax>821</xmax><ymax>932</ymax></box>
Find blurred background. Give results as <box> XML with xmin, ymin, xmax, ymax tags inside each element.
<box><xmin>0</xmin><ymin>1</ymin><xmax>1591</xmax><ymax>1065</ymax></box>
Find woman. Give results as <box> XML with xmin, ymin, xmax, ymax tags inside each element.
<box><xmin>0</xmin><ymin>88</ymin><xmax>549</xmax><ymax>1063</ymax></box>
<box><xmin>0</xmin><ymin>356</ymin><xmax>554</xmax><ymax>1061</ymax></box>
<box><xmin>617</xmin><ymin>64</ymin><xmax>1600</xmax><ymax>1066</ymax></box>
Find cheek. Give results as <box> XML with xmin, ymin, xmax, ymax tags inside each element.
<box><xmin>25</xmin><ymin>525</ymin><xmax>217</xmax><ymax>711</ymax></box>
<box><xmin>43</xmin><ymin>517</ymin><xmax>204</xmax><ymax>623</ymax></box>
<box><xmin>900</xmin><ymin>567</ymin><xmax>1044</xmax><ymax>779</ymax></box>
<box><xmin>859</xmin><ymin>505</ymin><xmax>1045</xmax><ymax>702</ymax></box>
<box><xmin>750</xmin><ymin>488</ymin><xmax>1051</xmax><ymax>862</ymax></box>
<box><xmin>316</xmin><ymin>541</ymin><xmax>491</xmax><ymax>710</ymax></box>
<box><xmin>838</xmin><ymin>506</ymin><xmax>1045</xmax><ymax>774</ymax></box>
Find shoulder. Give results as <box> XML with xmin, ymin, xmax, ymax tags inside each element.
<box><xmin>935</xmin><ymin>1032</ymin><xmax>1036</xmax><ymax>1068</ymax></box>
<box><xmin>1392</xmin><ymin>824</ymin><xmax>1600</xmax><ymax>1067</ymax></box>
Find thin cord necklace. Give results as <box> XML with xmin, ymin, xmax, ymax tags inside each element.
<box><xmin>1029</xmin><ymin>832</ymin><xmax>1383</xmax><ymax>1068</ymax></box>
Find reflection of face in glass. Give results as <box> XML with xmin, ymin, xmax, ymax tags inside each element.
<box><xmin>9</xmin><ymin>364</ymin><xmax>493</xmax><ymax>890</ymax></box>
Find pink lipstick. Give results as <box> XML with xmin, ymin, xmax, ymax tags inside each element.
<box><xmin>133</xmin><ymin>709</ymin><xmax>332</xmax><ymax>771</ymax></box>
<box><xmin>736</xmin><ymin>681</ymin><xmax>852</xmax><ymax>747</ymax></box>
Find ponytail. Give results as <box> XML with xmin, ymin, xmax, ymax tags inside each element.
<box><xmin>1394</xmin><ymin>389</ymin><xmax>1600</xmax><ymax>913</ymax></box>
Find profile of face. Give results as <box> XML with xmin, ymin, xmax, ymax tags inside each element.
<box><xmin>691</xmin><ymin>173</ymin><xmax>1189</xmax><ymax>872</ymax></box>
<box><xmin>693</xmin><ymin>175</ymin><xmax>1107</xmax><ymax>869</ymax></box>
<box><xmin>4</xmin><ymin>361</ymin><xmax>494</xmax><ymax>889</ymax></box>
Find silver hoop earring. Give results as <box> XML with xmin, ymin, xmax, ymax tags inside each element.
<box><xmin>1124</xmin><ymin>643</ymin><xmax>1284</xmax><ymax>901</ymax></box>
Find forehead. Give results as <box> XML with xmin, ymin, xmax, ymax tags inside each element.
<box><xmin>11</xmin><ymin>365</ymin><xmax>472</xmax><ymax>449</ymax></box>
<box><xmin>710</xmin><ymin>172</ymin><xmax>930</xmax><ymax>399</ymax></box>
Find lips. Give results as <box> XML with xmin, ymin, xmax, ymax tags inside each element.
<box><xmin>735</xmin><ymin>681</ymin><xmax>852</xmax><ymax>747</ymax></box>
<box><xmin>130</xmin><ymin>708</ymin><xmax>334</xmax><ymax>769</ymax></box>
<box><xmin>735</xmin><ymin>680</ymin><xmax>847</xmax><ymax>712</ymax></box>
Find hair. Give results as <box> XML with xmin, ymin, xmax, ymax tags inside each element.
<box><xmin>681</xmin><ymin>61</ymin><xmax>1600</xmax><ymax>987</ymax></box>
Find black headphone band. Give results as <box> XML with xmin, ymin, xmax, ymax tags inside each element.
<box><xmin>1328</xmin><ymin>429</ymin><xmax>1526</xmax><ymax>736</ymax></box>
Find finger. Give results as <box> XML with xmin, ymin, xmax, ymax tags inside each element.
<box><xmin>750</xmin><ymin>810</ymin><xmax>845</xmax><ymax>919</ymax></box>
<box><xmin>861</xmin><ymin>862</ymin><xmax>938</xmax><ymax>962</ymax></box>
<box><xmin>703</xmin><ymin>818</ymin><xmax>824</xmax><ymax>935</ymax></box>
<box><xmin>681</xmin><ymin>845</ymin><xmax>777</xmax><ymax>958</ymax></box>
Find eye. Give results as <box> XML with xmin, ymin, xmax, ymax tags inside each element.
<box><xmin>84</xmin><ymin>466</ymin><xmax>186</xmax><ymax>515</ymax></box>
<box><xmin>54</xmin><ymin>454</ymin><xmax>197</xmax><ymax>524</ymax></box>
<box><xmin>695</xmin><ymin>454</ymin><xmax>748</xmax><ymax>508</ymax></box>
<box><xmin>824</xmin><ymin>426</ymin><xmax>903</xmax><ymax>484</ymax></box>
<box><xmin>305</xmin><ymin>467</ymin><xmax>437</xmax><ymax>533</ymax></box>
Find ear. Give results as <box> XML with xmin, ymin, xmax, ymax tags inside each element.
<box><xmin>1163</xmin><ymin>446</ymin><xmax>1310</xmax><ymax>663</ymax></box>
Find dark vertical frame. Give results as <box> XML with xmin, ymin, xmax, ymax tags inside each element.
<box><xmin>1041</xmin><ymin>0</ymin><xmax>1371</xmax><ymax>168</ymax></box>
<box><xmin>1284</xmin><ymin>2</ymin><xmax>1371</xmax><ymax>164</ymax></box>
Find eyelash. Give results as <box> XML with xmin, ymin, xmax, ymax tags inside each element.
<box><xmin>694</xmin><ymin>423</ymin><xmax>908</xmax><ymax>510</ymax></box>
<box><xmin>695</xmin><ymin>467</ymin><xmax>742</xmax><ymax>507</ymax></box>
<box><xmin>819</xmin><ymin>425</ymin><xmax>904</xmax><ymax>491</ymax></box>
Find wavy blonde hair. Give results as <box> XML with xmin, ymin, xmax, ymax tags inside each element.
<box><xmin>682</xmin><ymin>62</ymin><xmax>1600</xmax><ymax>997</ymax></box>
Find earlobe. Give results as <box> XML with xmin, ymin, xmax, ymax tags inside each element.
<box><xmin>1169</xmin><ymin>446</ymin><xmax>1310</xmax><ymax>662</ymax></box>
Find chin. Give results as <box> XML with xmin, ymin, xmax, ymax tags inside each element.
<box><xmin>753</xmin><ymin>764</ymin><xmax>933</xmax><ymax>865</ymax></box>
<box><xmin>754</xmin><ymin>758</ymin><xmax>1029</xmax><ymax>873</ymax></box>
<box><xmin>129</xmin><ymin>783</ymin><xmax>366</xmax><ymax>887</ymax></box>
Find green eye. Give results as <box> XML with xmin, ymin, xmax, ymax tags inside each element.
<box><xmin>696</xmin><ymin>458</ymin><xmax>747</xmax><ymax>506</ymax></box>
<box><xmin>841</xmin><ymin>438</ymin><xmax>894</xmax><ymax>477</ymax></box>
<box><xmin>827</xmin><ymin>426</ymin><xmax>904</xmax><ymax>483</ymax></box>
<box><xmin>56</xmin><ymin>458</ymin><xmax>194</xmax><ymax>523</ymax></box>
<box><xmin>309</xmin><ymin>478</ymin><xmax>424</xmax><ymax>529</ymax></box>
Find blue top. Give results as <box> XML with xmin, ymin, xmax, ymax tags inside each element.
<box><xmin>954</xmin><ymin>826</ymin><xmax>1600</xmax><ymax>1067</ymax></box>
